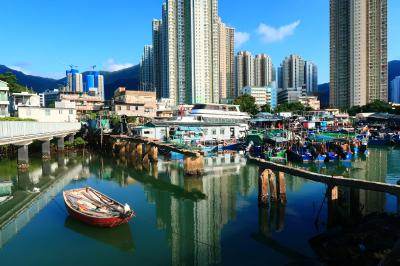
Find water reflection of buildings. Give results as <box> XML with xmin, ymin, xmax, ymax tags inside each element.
<box><xmin>344</xmin><ymin>148</ymin><xmax>388</xmax><ymax>215</ymax></box>
<box><xmin>0</xmin><ymin>156</ymin><xmax>87</xmax><ymax>249</ymax></box>
<box><xmin>145</xmin><ymin>154</ymin><xmax>258</xmax><ymax>266</ymax></box>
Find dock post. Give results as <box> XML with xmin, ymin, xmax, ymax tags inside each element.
<box><xmin>57</xmin><ymin>137</ymin><xmax>65</xmax><ymax>152</ymax></box>
<box><xmin>183</xmin><ymin>155</ymin><xmax>204</xmax><ymax>176</ymax></box>
<box><xmin>17</xmin><ymin>143</ymin><xmax>30</xmax><ymax>170</ymax></box>
<box><xmin>136</xmin><ymin>143</ymin><xmax>143</xmax><ymax>161</ymax></box>
<box><xmin>269</xmin><ymin>170</ymin><xmax>278</xmax><ymax>202</ymax></box>
<box><xmin>41</xmin><ymin>140</ymin><xmax>51</xmax><ymax>160</ymax></box>
<box><xmin>125</xmin><ymin>141</ymin><xmax>131</xmax><ymax>154</ymax></box>
<box><xmin>149</xmin><ymin>146</ymin><xmax>158</xmax><ymax>162</ymax></box>
<box><xmin>258</xmin><ymin>169</ymin><xmax>270</xmax><ymax>206</ymax></box>
<box><xmin>57</xmin><ymin>153</ymin><xmax>65</xmax><ymax>168</ymax></box>
<box><xmin>68</xmin><ymin>134</ymin><xmax>75</xmax><ymax>143</ymax></box>
<box><xmin>329</xmin><ymin>185</ymin><xmax>339</xmax><ymax>201</ymax></box>
<box><xmin>42</xmin><ymin>159</ymin><xmax>51</xmax><ymax>177</ymax></box>
<box><xmin>278</xmin><ymin>172</ymin><xmax>287</xmax><ymax>203</ymax></box>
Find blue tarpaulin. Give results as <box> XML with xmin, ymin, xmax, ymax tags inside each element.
<box><xmin>178</xmin><ymin>126</ymin><xmax>203</xmax><ymax>133</ymax></box>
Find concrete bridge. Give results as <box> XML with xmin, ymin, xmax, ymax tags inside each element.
<box><xmin>0</xmin><ymin>121</ymin><xmax>81</xmax><ymax>168</ymax></box>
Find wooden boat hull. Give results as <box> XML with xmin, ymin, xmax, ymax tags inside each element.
<box><xmin>63</xmin><ymin>188</ymin><xmax>134</xmax><ymax>228</ymax></box>
<box><xmin>65</xmin><ymin>203</ymin><xmax>133</xmax><ymax>227</ymax></box>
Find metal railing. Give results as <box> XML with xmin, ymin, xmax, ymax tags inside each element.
<box><xmin>0</xmin><ymin>122</ymin><xmax>81</xmax><ymax>141</ymax></box>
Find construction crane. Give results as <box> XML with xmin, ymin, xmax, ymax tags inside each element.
<box><xmin>69</xmin><ymin>65</ymin><xmax>78</xmax><ymax>70</ymax></box>
<box><xmin>89</xmin><ymin>65</ymin><xmax>97</xmax><ymax>70</ymax></box>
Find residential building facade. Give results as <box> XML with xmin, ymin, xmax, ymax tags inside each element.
<box><xmin>266</xmin><ymin>82</ymin><xmax>278</xmax><ymax>110</ymax></box>
<box><xmin>241</xmin><ymin>86</ymin><xmax>267</xmax><ymax>106</ymax></box>
<box><xmin>154</xmin><ymin>0</ymin><xmax>230</xmax><ymax>106</ymax></box>
<box><xmin>65</xmin><ymin>69</ymin><xmax>83</xmax><ymax>93</ymax></box>
<box><xmin>17</xmin><ymin>101</ymin><xmax>77</xmax><ymax>122</ymax></box>
<box><xmin>113</xmin><ymin>87</ymin><xmax>157</xmax><ymax>118</ymax></box>
<box><xmin>254</xmin><ymin>54</ymin><xmax>273</xmax><ymax>87</ymax></box>
<box><xmin>304</xmin><ymin>61</ymin><xmax>318</xmax><ymax>95</ymax></box>
<box><xmin>10</xmin><ymin>92</ymin><xmax>41</xmax><ymax>115</ymax></box>
<box><xmin>281</xmin><ymin>54</ymin><xmax>305</xmax><ymax>91</ymax></box>
<box><xmin>330</xmin><ymin>0</ymin><xmax>388</xmax><ymax>108</ymax></box>
<box><xmin>298</xmin><ymin>96</ymin><xmax>321</xmax><ymax>110</ymax></box>
<box><xmin>39</xmin><ymin>89</ymin><xmax>61</xmax><ymax>107</ymax></box>
<box><xmin>235</xmin><ymin>51</ymin><xmax>254</xmax><ymax>95</ymax></box>
<box><xmin>59</xmin><ymin>93</ymin><xmax>104</xmax><ymax>113</ymax></box>
<box><xmin>278</xmin><ymin>87</ymin><xmax>303</xmax><ymax>104</ymax></box>
<box><xmin>152</xmin><ymin>19</ymin><xmax>163</xmax><ymax>99</ymax></box>
<box><xmin>140</xmin><ymin>45</ymin><xmax>154</xmax><ymax>91</ymax></box>
<box><xmin>0</xmin><ymin>80</ymin><xmax>10</xmax><ymax>117</ymax></box>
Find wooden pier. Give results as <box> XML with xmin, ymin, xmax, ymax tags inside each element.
<box><xmin>248</xmin><ymin>155</ymin><xmax>400</xmax><ymax>206</ymax></box>
<box><xmin>109</xmin><ymin>135</ymin><xmax>204</xmax><ymax>176</ymax></box>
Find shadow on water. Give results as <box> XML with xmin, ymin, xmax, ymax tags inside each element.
<box><xmin>64</xmin><ymin>217</ymin><xmax>135</xmax><ymax>253</ymax></box>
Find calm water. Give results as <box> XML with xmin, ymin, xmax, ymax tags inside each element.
<box><xmin>0</xmin><ymin>148</ymin><xmax>399</xmax><ymax>266</ymax></box>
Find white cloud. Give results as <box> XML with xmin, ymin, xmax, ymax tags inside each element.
<box><xmin>235</xmin><ymin>32</ymin><xmax>250</xmax><ymax>48</ymax></box>
<box><xmin>103</xmin><ymin>58</ymin><xmax>134</xmax><ymax>72</ymax></box>
<box><xmin>8</xmin><ymin>65</ymin><xmax>32</xmax><ymax>75</ymax></box>
<box><xmin>257</xmin><ymin>20</ymin><xmax>301</xmax><ymax>43</ymax></box>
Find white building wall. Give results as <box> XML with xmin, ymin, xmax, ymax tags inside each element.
<box><xmin>18</xmin><ymin>107</ymin><xmax>77</xmax><ymax>122</ymax></box>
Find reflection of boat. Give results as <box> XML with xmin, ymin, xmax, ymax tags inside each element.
<box><xmin>64</xmin><ymin>217</ymin><xmax>135</xmax><ymax>253</ymax></box>
<box><xmin>63</xmin><ymin>187</ymin><xmax>134</xmax><ymax>227</ymax></box>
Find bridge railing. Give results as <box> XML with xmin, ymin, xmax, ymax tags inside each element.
<box><xmin>0</xmin><ymin>122</ymin><xmax>81</xmax><ymax>139</ymax></box>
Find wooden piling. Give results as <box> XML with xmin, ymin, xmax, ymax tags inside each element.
<box><xmin>136</xmin><ymin>143</ymin><xmax>143</xmax><ymax>160</ymax></box>
<box><xmin>330</xmin><ymin>186</ymin><xmax>339</xmax><ymax>201</ymax></box>
<box><xmin>278</xmin><ymin>171</ymin><xmax>287</xmax><ymax>203</ymax></box>
<box><xmin>269</xmin><ymin>170</ymin><xmax>278</xmax><ymax>202</ymax></box>
<box><xmin>258</xmin><ymin>169</ymin><xmax>270</xmax><ymax>206</ymax></box>
<box><xmin>148</xmin><ymin>146</ymin><xmax>158</xmax><ymax>162</ymax></box>
<box><xmin>183</xmin><ymin>156</ymin><xmax>204</xmax><ymax>176</ymax></box>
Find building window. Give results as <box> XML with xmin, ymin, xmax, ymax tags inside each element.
<box><xmin>127</xmin><ymin>105</ymin><xmax>130</xmax><ymax>110</ymax></box>
<box><xmin>118</xmin><ymin>106</ymin><xmax>121</xmax><ymax>111</ymax></box>
<box><xmin>136</xmin><ymin>106</ymin><xmax>138</xmax><ymax>111</ymax></box>
<box><xmin>45</xmin><ymin>109</ymin><xmax>50</xmax><ymax>116</ymax></box>
<box><xmin>212</xmin><ymin>128</ymin><xmax>216</xmax><ymax>135</ymax></box>
<box><xmin>69</xmin><ymin>109</ymin><xmax>73</xmax><ymax>115</ymax></box>
<box><xmin>220</xmin><ymin>128</ymin><xmax>225</xmax><ymax>135</ymax></box>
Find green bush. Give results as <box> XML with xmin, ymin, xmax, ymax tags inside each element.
<box><xmin>0</xmin><ymin>117</ymin><xmax>36</xmax><ymax>122</ymax></box>
<box><xmin>74</xmin><ymin>137</ymin><xmax>88</xmax><ymax>147</ymax></box>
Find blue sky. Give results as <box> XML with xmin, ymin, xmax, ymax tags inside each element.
<box><xmin>0</xmin><ymin>0</ymin><xmax>399</xmax><ymax>83</ymax></box>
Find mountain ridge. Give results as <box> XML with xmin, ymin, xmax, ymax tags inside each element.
<box><xmin>0</xmin><ymin>64</ymin><xmax>140</xmax><ymax>100</ymax></box>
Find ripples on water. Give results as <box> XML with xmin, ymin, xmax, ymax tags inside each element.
<box><xmin>0</xmin><ymin>148</ymin><xmax>398</xmax><ymax>265</ymax></box>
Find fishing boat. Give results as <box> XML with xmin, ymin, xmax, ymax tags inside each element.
<box><xmin>63</xmin><ymin>187</ymin><xmax>134</xmax><ymax>228</ymax></box>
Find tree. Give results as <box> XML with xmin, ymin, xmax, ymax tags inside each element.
<box><xmin>233</xmin><ymin>95</ymin><xmax>259</xmax><ymax>115</ymax></box>
<box><xmin>0</xmin><ymin>72</ymin><xmax>28</xmax><ymax>93</ymax></box>
<box><xmin>260</xmin><ymin>103</ymin><xmax>272</xmax><ymax>113</ymax></box>
<box><xmin>347</xmin><ymin>100</ymin><xmax>392</xmax><ymax>116</ymax></box>
<box><xmin>274</xmin><ymin>102</ymin><xmax>311</xmax><ymax>113</ymax></box>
